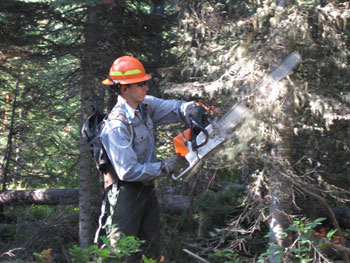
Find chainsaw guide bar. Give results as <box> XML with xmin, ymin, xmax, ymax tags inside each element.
<box><xmin>172</xmin><ymin>52</ymin><xmax>302</xmax><ymax>180</ymax></box>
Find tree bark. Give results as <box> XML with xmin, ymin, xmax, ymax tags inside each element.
<box><xmin>0</xmin><ymin>189</ymin><xmax>79</xmax><ymax>205</ymax></box>
<box><xmin>148</xmin><ymin>0</ymin><xmax>164</xmax><ymax>65</ymax></box>
<box><xmin>260</xmin><ymin>70</ymin><xmax>294</xmax><ymax>262</ymax></box>
<box><xmin>1</xmin><ymin>81</ymin><xmax>19</xmax><ymax>192</ymax></box>
<box><xmin>0</xmin><ymin>189</ymin><xmax>191</xmax><ymax>213</ymax></box>
<box><xmin>267</xmin><ymin>85</ymin><xmax>294</xmax><ymax>262</ymax></box>
<box><xmin>79</xmin><ymin>5</ymin><xmax>102</xmax><ymax>249</ymax></box>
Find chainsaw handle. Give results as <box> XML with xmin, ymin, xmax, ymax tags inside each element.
<box><xmin>172</xmin><ymin>165</ymin><xmax>192</xmax><ymax>180</ymax></box>
<box><xmin>190</xmin><ymin>118</ymin><xmax>209</xmax><ymax>149</ymax></box>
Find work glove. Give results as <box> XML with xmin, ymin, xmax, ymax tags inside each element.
<box><xmin>182</xmin><ymin>101</ymin><xmax>200</xmax><ymax>125</ymax></box>
<box><xmin>161</xmin><ymin>155</ymin><xmax>187</xmax><ymax>176</ymax></box>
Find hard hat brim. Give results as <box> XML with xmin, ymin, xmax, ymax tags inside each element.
<box><xmin>112</xmin><ymin>74</ymin><xmax>152</xmax><ymax>85</ymax></box>
<box><xmin>102</xmin><ymin>78</ymin><xmax>115</xmax><ymax>85</ymax></box>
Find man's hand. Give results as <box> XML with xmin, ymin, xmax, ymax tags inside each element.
<box><xmin>182</xmin><ymin>101</ymin><xmax>200</xmax><ymax>124</ymax></box>
<box><xmin>161</xmin><ymin>155</ymin><xmax>187</xmax><ymax>176</ymax></box>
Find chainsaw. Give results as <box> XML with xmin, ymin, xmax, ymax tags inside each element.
<box><xmin>172</xmin><ymin>52</ymin><xmax>302</xmax><ymax>180</ymax></box>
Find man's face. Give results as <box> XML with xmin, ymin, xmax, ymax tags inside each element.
<box><xmin>122</xmin><ymin>82</ymin><xmax>149</xmax><ymax>108</ymax></box>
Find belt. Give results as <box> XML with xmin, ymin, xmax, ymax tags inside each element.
<box><xmin>118</xmin><ymin>180</ymin><xmax>154</xmax><ymax>189</ymax></box>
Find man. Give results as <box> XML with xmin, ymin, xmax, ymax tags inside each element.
<box><xmin>100</xmin><ymin>56</ymin><xmax>200</xmax><ymax>260</ymax></box>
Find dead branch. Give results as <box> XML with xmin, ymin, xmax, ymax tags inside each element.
<box><xmin>280</xmin><ymin>172</ymin><xmax>349</xmax><ymax>263</ymax></box>
<box><xmin>183</xmin><ymin>249</ymin><xmax>210</xmax><ymax>263</ymax></box>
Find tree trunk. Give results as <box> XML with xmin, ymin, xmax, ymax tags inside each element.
<box><xmin>267</xmin><ymin>82</ymin><xmax>294</xmax><ymax>262</ymax></box>
<box><xmin>1</xmin><ymin>81</ymin><xmax>19</xmax><ymax>192</ymax></box>
<box><xmin>79</xmin><ymin>5</ymin><xmax>102</xmax><ymax>249</ymax></box>
<box><xmin>148</xmin><ymin>0</ymin><xmax>164</xmax><ymax>66</ymax></box>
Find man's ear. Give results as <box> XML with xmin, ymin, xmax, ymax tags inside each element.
<box><xmin>121</xmin><ymin>85</ymin><xmax>128</xmax><ymax>93</ymax></box>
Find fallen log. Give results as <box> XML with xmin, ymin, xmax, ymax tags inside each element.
<box><xmin>0</xmin><ymin>189</ymin><xmax>78</xmax><ymax>205</ymax></box>
<box><xmin>0</xmin><ymin>189</ymin><xmax>191</xmax><ymax>213</ymax></box>
<box><xmin>156</xmin><ymin>190</ymin><xmax>191</xmax><ymax>213</ymax></box>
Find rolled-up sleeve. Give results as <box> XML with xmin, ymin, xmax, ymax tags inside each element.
<box><xmin>100</xmin><ymin>120</ymin><xmax>162</xmax><ymax>182</ymax></box>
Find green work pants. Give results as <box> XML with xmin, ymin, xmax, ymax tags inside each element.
<box><xmin>104</xmin><ymin>182</ymin><xmax>160</xmax><ymax>260</ymax></box>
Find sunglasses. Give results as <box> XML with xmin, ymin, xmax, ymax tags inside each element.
<box><xmin>136</xmin><ymin>82</ymin><xmax>148</xmax><ymax>87</ymax></box>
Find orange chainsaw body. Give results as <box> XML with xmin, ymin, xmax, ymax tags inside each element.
<box><xmin>173</xmin><ymin>128</ymin><xmax>191</xmax><ymax>157</ymax></box>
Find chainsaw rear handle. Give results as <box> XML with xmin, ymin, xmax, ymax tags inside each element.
<box><xmin>190</xmin><ymin>117</ymin><xmax>209</xmax><ymax>149</ymax></box>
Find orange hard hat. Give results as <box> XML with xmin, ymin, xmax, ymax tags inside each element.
<box><xmin>102</xmin><ymin>56</ymin><xmax>152</xmax><ymax>85</ymax></box>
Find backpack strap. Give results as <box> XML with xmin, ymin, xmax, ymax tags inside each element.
<box><xmin>105</xmin><ymin>110</ymin><xmax>134</xmax><ymax>149</ymax></box>
<box><xmin>94</xmin><ymin>189</ymin><xmax>109</xmax><ymax>244</ymax></box>
<box><xmin>107</xmin><ymin>109</ymin><xmax>129</xmax><ymax>126</ymax></box>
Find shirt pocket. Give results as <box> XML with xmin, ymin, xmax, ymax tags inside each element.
<box><xmin>133</xmin><ymin>125</ymin><xmax>149</xmax><ymax>160</ymax></box>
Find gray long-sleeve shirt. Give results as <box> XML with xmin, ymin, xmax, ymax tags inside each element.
<box><xmin>100</xmin><ymin>95</ymin><xmax>186</xmax><ymax>182</ymax></box>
